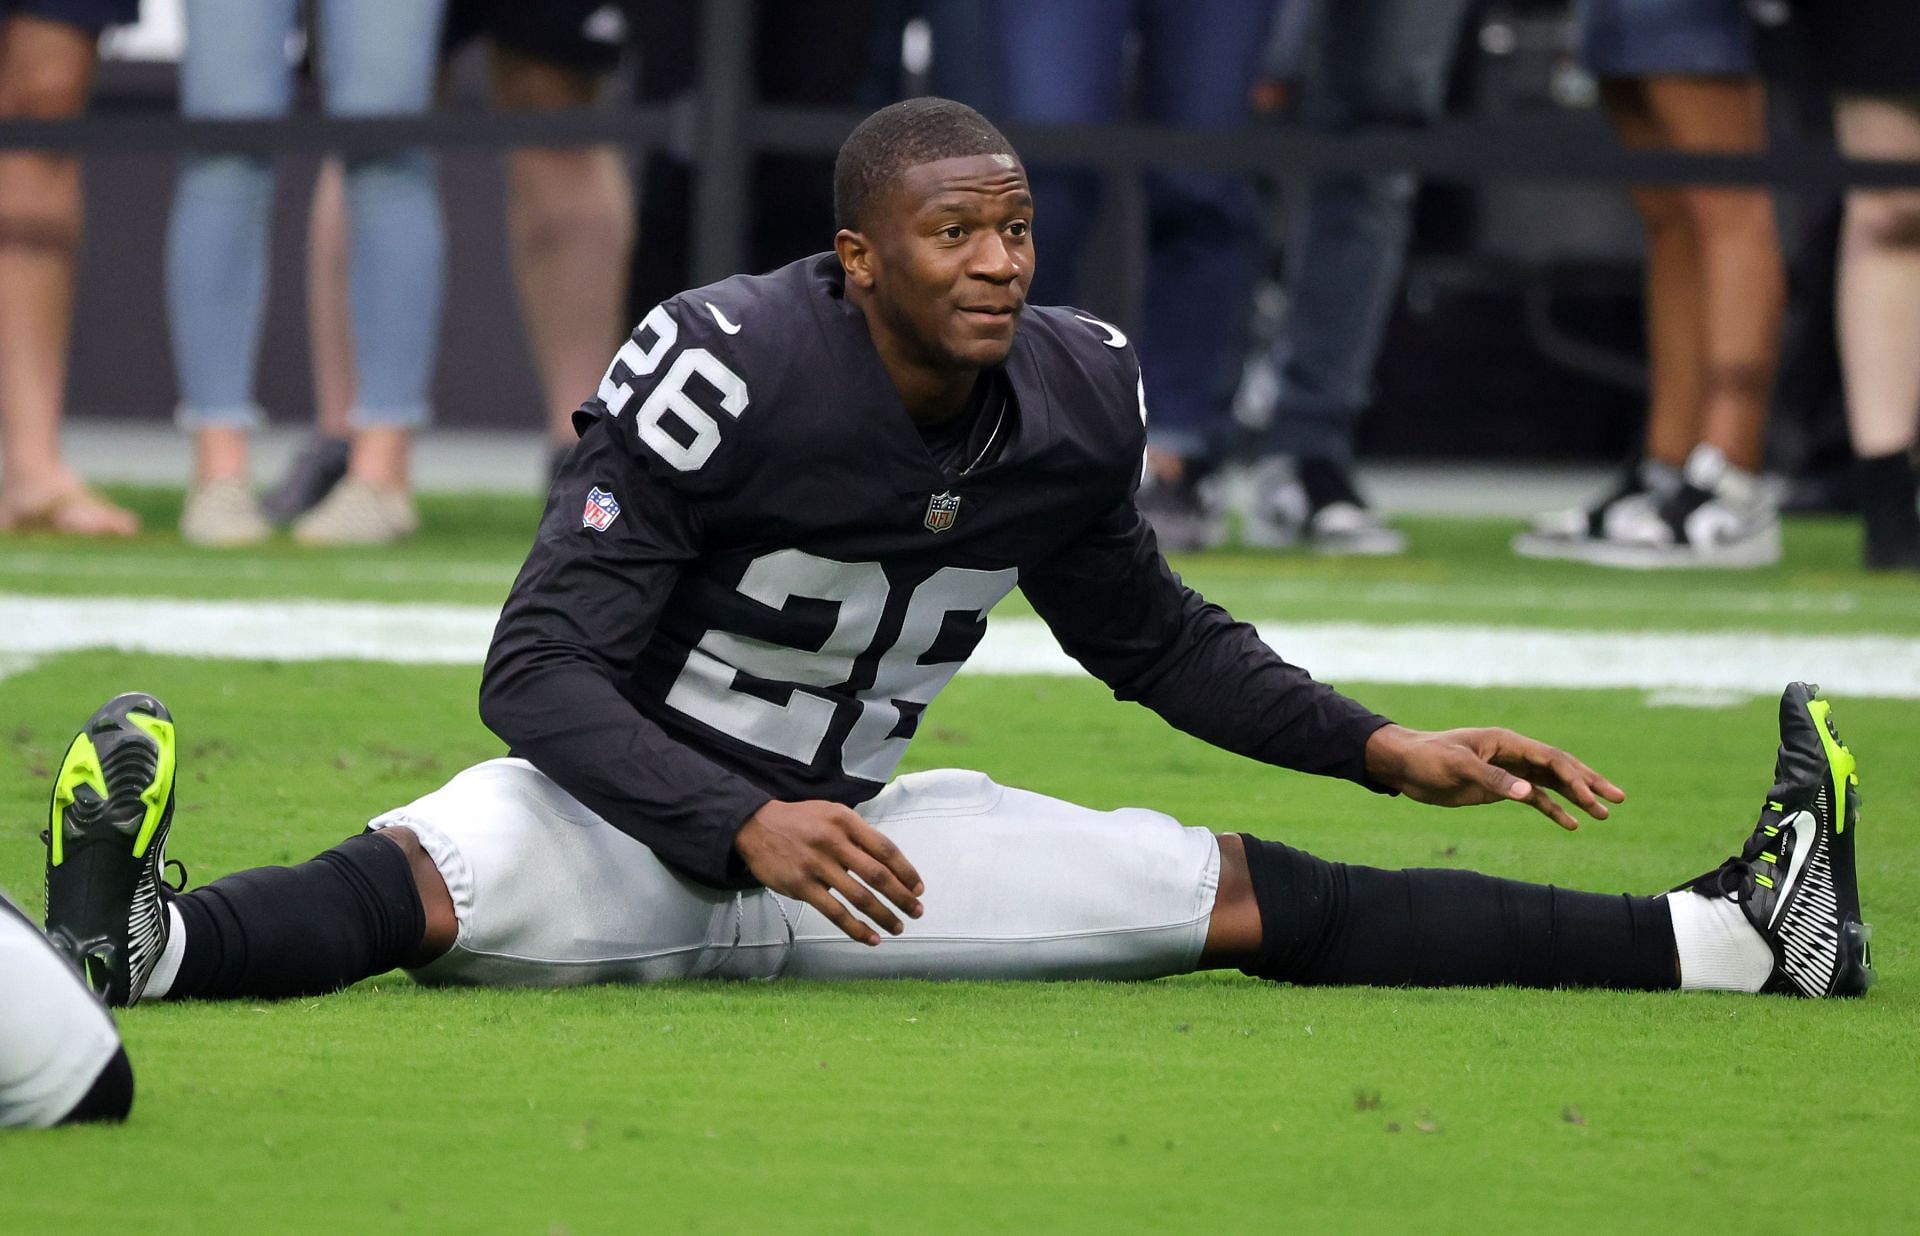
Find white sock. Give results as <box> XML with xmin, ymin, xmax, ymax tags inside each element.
<box><xmin>141</xmin><ymin>903</ymin><xmax>186</xmax><ymax>1001</ymax></box>
<box><xmin>1666</xmin><ymin>891</ymin><xmax>1774</xmax><ymax>993</ymax></box>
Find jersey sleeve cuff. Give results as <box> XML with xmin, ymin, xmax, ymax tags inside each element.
<box><xmin>1344</xmin><ymin>713</ymin><xmax>1400</xmax><ymax>794</ymax></box>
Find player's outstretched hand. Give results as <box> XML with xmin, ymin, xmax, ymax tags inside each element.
<box><xmin>1362</xmin><ymin>723</ymin><xmax>1625</xmax><ymax>831</ymax></box>
<box><xmin>734</xmin><ymin>799</ymin><xmax>926</xmax><ymax>945</ymax></box>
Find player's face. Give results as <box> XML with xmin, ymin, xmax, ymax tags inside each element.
<box><xmin>864</xmin><ymin>153</ymin><xmax>1034</xmax><ymax>369</ymax></box>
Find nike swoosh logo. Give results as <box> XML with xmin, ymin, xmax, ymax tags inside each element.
<box><xmin>706</xmin><ymin>302</ymin><xmax>742</xmax><ymax>335</ymax></box>
<box><xmin>1073</xmin><ymin>313</ymin><xmax>1127</xmax><ymax>348</ymax></box>
<box><xmin>1770</xmin><ymin>810</ymin><xmax>1818</xmax><ymax>929</ymax></box>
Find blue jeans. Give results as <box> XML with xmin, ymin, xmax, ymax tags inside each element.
<box><xmin>994</xmin><ymin>0</ymin><xmax>1276</xmax><ymax>462</ymax></box>
<box><xmin>166</xmin><ymin>0</ymin><xmax>446</xmax><ymax>432</ymax></box>
<box><xmin>1263</xmin><ymin>0</ymin><xmax>1475</xmax><ymax>466</ymax></box>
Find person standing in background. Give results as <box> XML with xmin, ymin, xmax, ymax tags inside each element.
<box><xmin>167</xmin><ymin>0</ymin><xmax>446</xmax><ymax>547</ymax></box>
<box><xmin>274</xmin><ymin>1</ymin><xmax>640</xmax><ymax>523</ymax></box>
<box><xmin>1516</xmin><ymin>0</ymin><xmax>1785</xmax><ymax>568</ymax></box>
<box><xmin>0</xmin><ymin>0</ymin><xmax>140</xmax><ymax>537</ymax></box>
<box><xmin>990</xmin><ymin>0</ymin><xmax>1276</xmax><ymax>552</ymax></box>
<box><xmin>1806</xmin><ymin>0</ymin><xmax>1920</xmax><ymax>571</ymax></box>
<box><xmin>1239</xmin><ymin>0</ymin><xmax>1476</xmax><ymax>557</ymax></box>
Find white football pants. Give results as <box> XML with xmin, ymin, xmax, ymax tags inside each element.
<box><xmin>368</xmin><ymin>759</ymin><xmax>1220</xmax><ymax>987</ymax></box>
<box><xmin>0</xmin><ymin>897</ymin><xmax>122</xmax><ymax>1128</ymax></box>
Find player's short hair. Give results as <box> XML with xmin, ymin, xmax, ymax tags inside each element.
<box><xmin>833</xmin><ymin>97</ymin><xmax>1020</xmax><ymax>232</ymax></box>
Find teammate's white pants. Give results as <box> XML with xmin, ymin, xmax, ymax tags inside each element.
<box><xmin>0</xmin><ymin>898</ymin><xmax>122</xmax><ymax>1128</ymax></box>
<box><xmin>368</xmin><ymin>759</ymin><xmax>1221</xmax><ymax>987</ymax></box>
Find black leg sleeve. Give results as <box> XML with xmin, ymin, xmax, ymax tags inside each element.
<box><xmin>1237</xmin><ymin>834</ymin><xmax>1678</xmax><ymax>991</ymax></box>
<box><xmin>57</xmin><ymin>1046</ymin><xmax>133</xmax><ymax>1125</ymax></box>
<box><xmin>166</xmin><ymin>832</ymin><xmax>427</xmax><ymax>1000</ymax></box>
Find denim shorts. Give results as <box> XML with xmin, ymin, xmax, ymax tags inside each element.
<box><xmin>1579</xmin><ymin>0</ymin><xmax>1755</xmax><ymax>77</ymax></box>
<box><xmin>2</xmin><ymin>0</ymin><xmax>139</xmax><ymax>32</ymax></box>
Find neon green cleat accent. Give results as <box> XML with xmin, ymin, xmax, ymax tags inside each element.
<box><xmin>125</xmin><ymin>712</ymin><xmax>177</xmax><ymax>859</ymax></box>
<box><xmin>1806</xmin><ymin>698</ymin><xmax>1856</xmax><ymax>834</ymax></box>
<box><xmin>48</xmin><ymin>733</ymin><xmax>107</xmax><ymax>869</ymax></box>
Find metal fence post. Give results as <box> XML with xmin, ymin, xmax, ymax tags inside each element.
<box><xmin>691</xmin><ymin>0</ymin><xmax>756</xmax><ymax>286</ymax></box>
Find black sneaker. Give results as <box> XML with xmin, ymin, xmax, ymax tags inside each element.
<box><xmin>43</xmin><ymin>693</ymin><xmax>181</xmax><ymax>1006</ymax></box>
<box><xmin>1676</xmin><ymin>683</ymin><xmax>1871</xmax><ymax>998</ymax></box>
<box><xmin>260</xmin><ymin>434</ymin><xmax>350</xmax><ymax>525</ymax></box>
<box><xmin>1137</xmin><ymin>469</ymin><xmax>1222</xmax><ymax>553</ymax></box>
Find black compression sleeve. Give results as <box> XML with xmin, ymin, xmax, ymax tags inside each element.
<box><xmin>1237</xmin><ymin>835</ymin><xmax>1678</xmax><ymax>990</ymax></box>
<box><xmin>166</xmin><ymin>833</ymin><xmax>426</xmax><ymax>1000</ymax></box>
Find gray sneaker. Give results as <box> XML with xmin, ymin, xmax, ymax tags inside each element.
<box><xmin>1137</xmin><ymin>471</ymin><xmax>1223</xmax><ymax>553</ymax></box>
<box><xmin>290</xmin><ymin>477</ymin><xmax>419</xmax><ymax>547</ymax></box>
<box><xmin>180</xmin><ymin>478</ymin><xmax>271</xmax><ymax>548</ymax></box>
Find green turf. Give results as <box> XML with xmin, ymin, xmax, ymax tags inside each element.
<box><xmin>2</xmin><ymin>652</ymin><xmax>1916</xmax><ymax>1233</ymax></box>
<box><xmin>1</xmin><ymin>487</ymin><xmax>1915</xmax><ymax>635</ymax></box>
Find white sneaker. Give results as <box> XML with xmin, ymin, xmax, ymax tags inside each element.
<box><xmin>1589</xmin><ymin>446</ymin><xmax>1781</xmax><ymax>569</ymax></box>
<box><xmin>1243</xmin><ymin>458</ymin><xmax>1405</xmax><ymax>555</ymax></box>
<box><xmin>290</xmin><ymin>478</ymin><xmax>419</xmax><ymax>547</ymax></box>
<box><xmin>179</xmin><ymin>478</ymin><xmax>271</xmax><ymax>548</ymax></box>
<box><xmin>1511</xmin><ymin>460</ymin><xmax>1679</xmax><ymax>562</ymax></box>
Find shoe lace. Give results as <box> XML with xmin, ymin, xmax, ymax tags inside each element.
<box><xmin>1688</xmin><ymin>856</ymin><xmax>1757</xmax><ymax>902</ymax></box>
<box><xmin>1683</xmin><ymin>820</ymin><xmax>1780</xmax><ymax>902</ymax></box>
<box><xmin>162</xmin><ymin>858</ymin><xmax>190</xmax><ymax>894</ymax></box>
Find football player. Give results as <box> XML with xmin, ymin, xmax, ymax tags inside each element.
<box><xmin>2</xmin><ymin>890</ymin><xmax>132</xmax><ymax>1126</ymax></box>
<box><xmin>46</xmin><ymin>100</ymin><xmax>1869</xmax><ymax>1007</ymax></box>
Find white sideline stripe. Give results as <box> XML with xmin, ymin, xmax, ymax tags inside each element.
<box><xmin>1</xmin><ymin>592</ymin><xmax>1918</xmax><ymax>698</ymax></box>
<box><xmin>0</xmin><ymin>653</ymin><xmax>42</xmax><ymax>687</ymax></box>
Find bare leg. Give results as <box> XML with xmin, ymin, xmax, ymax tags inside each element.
<box><xmin>491</xmin><ymin>45</ymin><xmax>632</xmax><ymax>450</ymax></box>
<box><xmin>1198</xmin><ymin>832</ymin><xmax>1260</xmax><ymax>966</ymax></box>
<box><xmin>1601</xmin><ymin>78</ymin><xmax>1706</xmax><ymax>469</ymax></box>
<box><xmin>344</xmin><ymin>425</ymin><xmax>410</xmax><ymax>490</ymax></box>
<box><xmin>1644</xmin><ymin>75</ymin><xmax>1782</xmax><ymax>473</ymax></box>
<box><xmin>375</xmin><ymin>826</ymin><xmax>457</xmax><ymax>964</ymax></box>
<box><xmin>0</xmin><ymin>15</ymin><xmax>136</xmax><ymax>535</ymax></box>
<box><xmin>306</xmin><ymin>156</ymin><xmax>354</xmax><ymax>439</ymax></box>
<box><xmin>1834</xmin><ymin>94</ymin><xmax>1920</xmax><ymax>459</ymax></box>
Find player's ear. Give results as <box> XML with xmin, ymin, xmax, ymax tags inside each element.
<box><xmin>836</xmin><ymin>228</ymin><xmax>877</xmax><ymax>291</ymax></box>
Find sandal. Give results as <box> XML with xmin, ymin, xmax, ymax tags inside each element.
<box><xmin>0</xmin><ymin>484</ymin><xmax>141</xmax><ymax>537</ymax></box>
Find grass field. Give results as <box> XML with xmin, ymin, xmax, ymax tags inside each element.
<box><xmin>2</xmin><ymin>489</ymin><xmax>1916</xmax><ymax>1234</ymax></box>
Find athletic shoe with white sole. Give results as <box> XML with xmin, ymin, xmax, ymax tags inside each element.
<box><xmin>43</xmin><ymin>693</ymin><xmax>181</xmax><ymax>1006</ymax></box>
<box><xmin>1675</xmin><ymin>682</ymin><xmax>1871</xmax><ymax>998</ymax></box>
<box><xmin>1243</xmin><ymin>458</ymin><xmax>1405</xmax><ymax>556</ymax></box>
<box><xmin>1587</xmin><ymin>445</ymin><xmax>1781</xmax><ymax>569</ymax></box>
<box><xmin>1511</xmin><ymin>460</ymin><xmax>1678</xmax><ymax>562</ymax></box>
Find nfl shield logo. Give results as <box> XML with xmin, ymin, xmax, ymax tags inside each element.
<box><xmin>582</xmin><ymin>486</ymin><xmax>621</xmax><ymax>532</ymax></box>
<box><xmin>924</xmin><ymin>491</ymin><xmax>961</xmax><ymax>533</ymax></box>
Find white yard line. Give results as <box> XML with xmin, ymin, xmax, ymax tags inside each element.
<box><xmin>0</xmin><ymin>653</ymin><xmax>42</xmax><ymax>688</ymax></box>
<box><xmin>0</xmin><ymin>551</ymin><xmax>516</xmax><ymax>588</ymax></box>
<box><xmin>1</xmin><ymin>592</ymin><xmax>1916</xmax><ymax>698</ymax></box>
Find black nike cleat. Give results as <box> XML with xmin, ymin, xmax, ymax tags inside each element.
<box><xmin>43</xmin><ymin>693</ymin><xmax>181</xmax><ymax>1006</ymax></box>
<box><xmin>1677</xmin><ymin>683</ymin><xmax>1871</xmax><ymax>997</ymax></box>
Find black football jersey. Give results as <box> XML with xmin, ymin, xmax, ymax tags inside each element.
<box><xmin>482</xmin><ymin>254</ymin><xmax>1390</xmax><ymax>888</ymax></box>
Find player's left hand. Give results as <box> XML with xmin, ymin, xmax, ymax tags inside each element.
<box><xmin>1362</xmin><ymin>723</ymin><xmax>1625</xmax><ymax>831</ymax></box>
